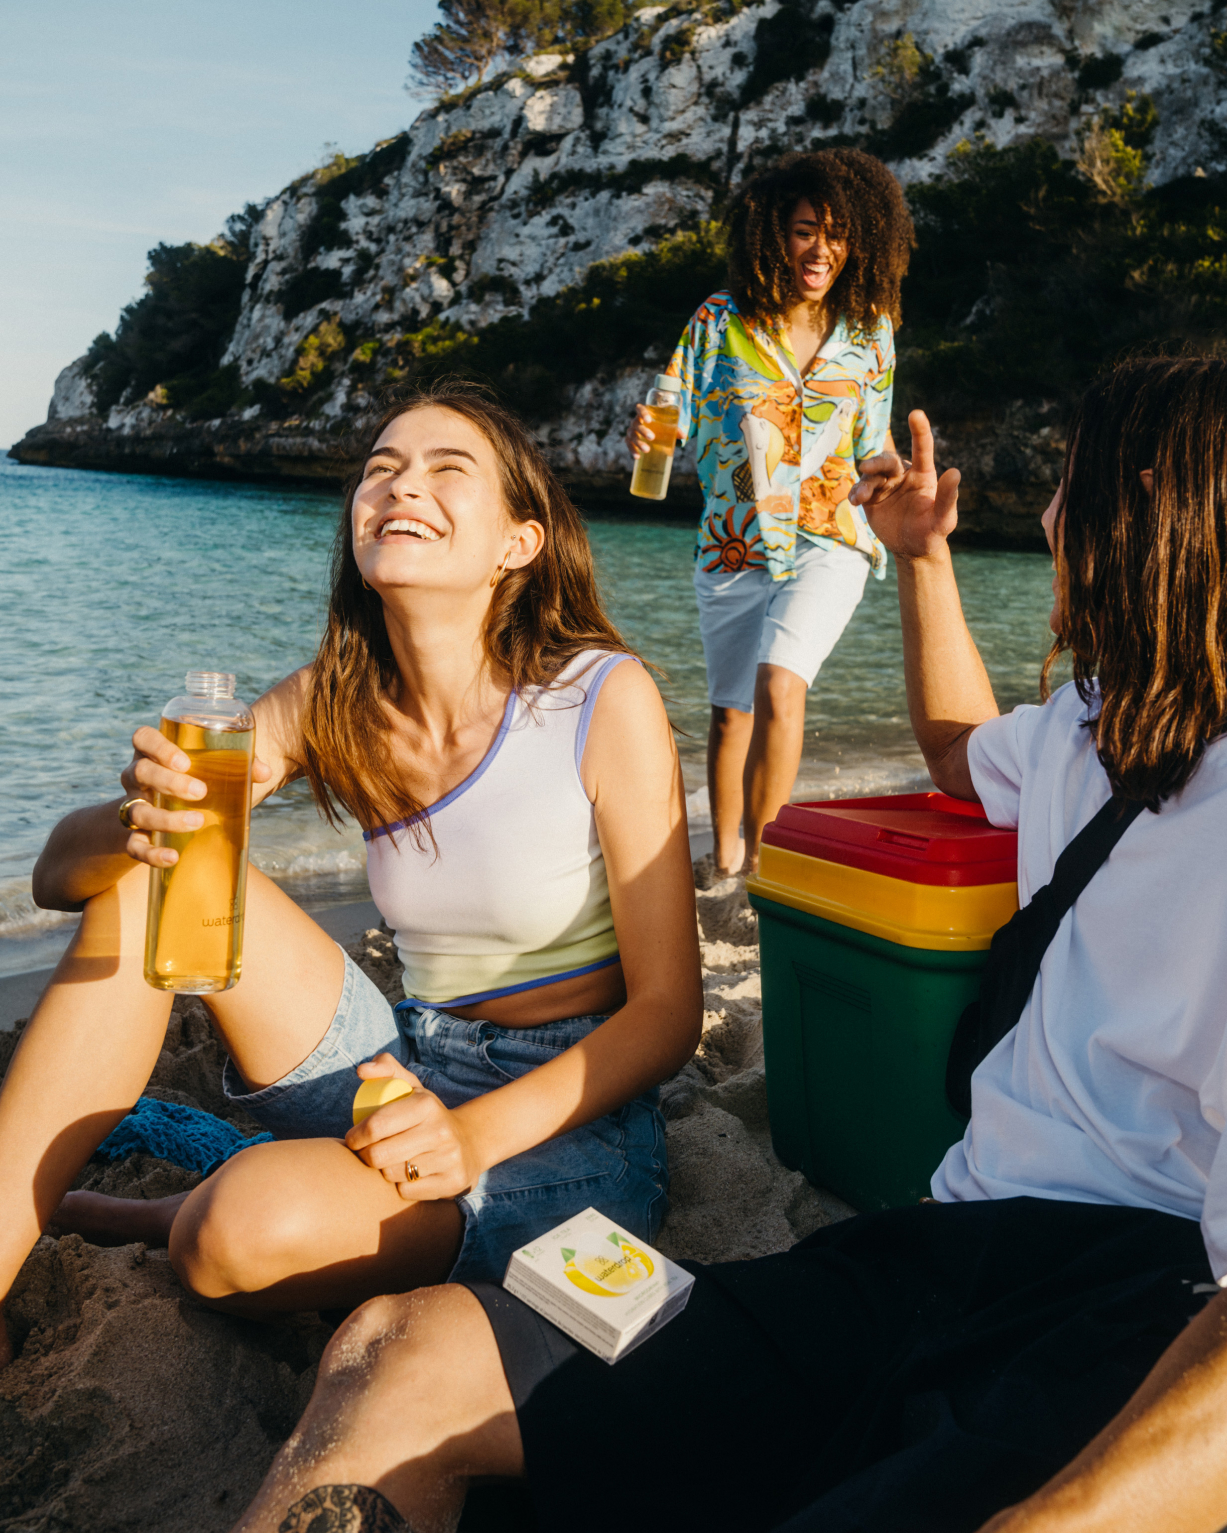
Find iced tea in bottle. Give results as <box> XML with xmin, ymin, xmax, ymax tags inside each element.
<box><xmin>143</xmin><ymin>670</ymin><xmax>255</xmax><ymax>993</ymax></box>
<box><xmin>630</xmin><ymin>374</ymin><xmax>683</xmax><ymax>501</ymax></box>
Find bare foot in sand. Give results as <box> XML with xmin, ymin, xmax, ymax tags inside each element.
<box><xmin>694</xmin><ymin>851</ymin><xmax>745</xmax><ymax>889</ymax></box>
<box><xmin>47</xmin><ymin>1190</ymin><xmax>189</xmax><ymax>1248</ymax></box>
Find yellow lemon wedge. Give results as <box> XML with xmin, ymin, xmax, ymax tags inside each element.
<box><xmin>352</xmin><ymin>1076</ymin><xmax>414</xmax><ymax>1127</ymax></box>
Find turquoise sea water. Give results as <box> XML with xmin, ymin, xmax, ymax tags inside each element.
<box><xmin>0</xmin><ymin>452</ymin><xmax>1058</xmax><ymax>975</ymax></box>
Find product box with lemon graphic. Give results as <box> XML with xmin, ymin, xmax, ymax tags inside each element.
<box><xmin>503</xmin><ymin>1207</ymin><xmax>694</xmax><ymax>1364</ymax></box>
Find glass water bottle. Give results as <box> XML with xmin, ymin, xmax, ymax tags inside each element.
<box><xmin>143</xmin><ymin>671</ymin><xmax>255</xmax><ymax>993</ymax></box>
<box><xmin>630</xmin><ymin>374</ymin><xmax>683</xmax><ymax>501</ymax></box>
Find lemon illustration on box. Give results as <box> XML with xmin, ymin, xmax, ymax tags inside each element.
<box><xmin>561</xmin><ymin>1231</ymin><xmax>655</xmax><ymax>1296</ymax></box>
<box><xmin>503</xmin><ymin>1207</ymin><xmax>694</xmax><ymax>1364</ymax></box>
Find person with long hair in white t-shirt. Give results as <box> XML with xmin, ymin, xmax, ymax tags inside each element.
<box><xmin>223</xmin><ymin>356</ymin><xmax>1227</xmax><ymax>1533</ymax></box>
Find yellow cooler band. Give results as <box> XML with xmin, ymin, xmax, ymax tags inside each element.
<box><xmin>748</xmin><ymin>844</ymin><xmax>1018</xmax><ymax>951</ymax></box>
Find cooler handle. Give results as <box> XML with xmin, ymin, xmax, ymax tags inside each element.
<box><xmin>875</xmin><ymin>829</ymin><xmax>929</xmax><ymax>850</ymax></box>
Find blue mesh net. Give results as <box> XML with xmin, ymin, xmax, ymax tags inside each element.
<box><xmin>98</xmin><ymin>1096</ymin><xmax>273</xmax><ymax>1177</ymax></box>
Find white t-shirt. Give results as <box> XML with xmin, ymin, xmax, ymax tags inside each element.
<box><xmin>932</xmin><ymin>680</ymin><xmax>1227</xmax><ymax>1280</ymax></box>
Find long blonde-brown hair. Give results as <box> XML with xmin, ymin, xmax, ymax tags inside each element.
<box><xmin>1042</xmin><ymin>356</ymin><xmax>1227</xmax><ymax>805</ymax></box>
<box><xmin>301</xmin><ymin>382</ymin><xmax>635</xmax><ymax>833</ymax></box>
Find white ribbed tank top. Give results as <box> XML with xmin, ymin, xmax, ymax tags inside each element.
<box><xmin>365</xmin><ymin>649</ymin><xmax>633</xmax><ymax>1007</ymax></box>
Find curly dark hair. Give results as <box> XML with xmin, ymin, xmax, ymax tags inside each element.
<box><xmin>725</xmin><ymin>149</ymin><xmax>915</xmax><ymax>334</ymax></box>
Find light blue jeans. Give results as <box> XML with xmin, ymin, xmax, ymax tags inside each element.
<box><xmin>222</xmin><ymin>950</ymin><xmax>670</xmax><ymax>1284</ymax></box>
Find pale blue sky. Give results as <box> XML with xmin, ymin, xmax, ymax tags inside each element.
<box><xmin>0</xmin><ymin>0</ymin><xmax>440</xmax><ymax>447</ymax></box>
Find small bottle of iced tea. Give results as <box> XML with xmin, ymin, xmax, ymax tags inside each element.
<box><xmin>143</xmin><ymin>671</ymin><xmax>255</xmax><ymax>993</ymax></box>
<box><xmin>630</xmin><ymin>375</ymin><xmax>683</xmax><ymax>501</ymax></box>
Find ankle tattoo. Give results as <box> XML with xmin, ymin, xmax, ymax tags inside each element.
<box><xmin>278</xmin><ymin>1484</ymin><xmax>408</xmax><ymax>1532</ymax></box>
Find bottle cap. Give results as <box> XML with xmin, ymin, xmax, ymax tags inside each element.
<box><xmin>185</xmin><ymin>671</ymin><xmax>236</xmax><ymax>699</ymax></box>
<box><xmin>653</xmin><ymin>374</ymin><xmax>682</xmax><ymax>392</ymax></box>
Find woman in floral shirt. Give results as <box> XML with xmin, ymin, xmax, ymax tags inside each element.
<box><xmin>629</xmin><ymin>149</ymin><xmax>914</xmax><ymax>875</ymax></box>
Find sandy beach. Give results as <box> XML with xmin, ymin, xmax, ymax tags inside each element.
<box><xmin>0</xmin><ymin>865</ymin><xmax>851</xmax><ymax>1531</ymax></box>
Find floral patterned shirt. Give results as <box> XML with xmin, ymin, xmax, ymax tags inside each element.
<box><xmin>666</xmin><ymin>291</ymin><xmax>895</xmax><ymax>582</ymax></box>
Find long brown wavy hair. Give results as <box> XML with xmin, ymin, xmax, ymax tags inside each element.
<box><xmin>300</xmin><ymin>382</ymin><xmax>635</xmax><ymax>834</ymax></box>
<box><xmin>725</xmin><ymin>149</ymin><xmax>915</xmax><ymax>334</ymax></box>
<box><xmin>1042</xmin><ymin>356</ymin><xmax>1227</xmax><ymax>805</ymax></box>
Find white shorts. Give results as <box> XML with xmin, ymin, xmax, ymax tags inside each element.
<box><xmin>693</xmin><ymin>538</ymin><xmax>869</xmax><ymax>713</ymax></box>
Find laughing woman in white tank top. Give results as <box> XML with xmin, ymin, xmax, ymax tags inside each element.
<box><xmin>0</xmin><ymin>385</ymin><xmax>703</xmax><ymax>1358</ymax></box>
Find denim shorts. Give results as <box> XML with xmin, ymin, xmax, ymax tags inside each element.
<box><xmin>693</xmin><ymin>536</ymin><xmax>869</xmax><ymax>712</ymax></box>
<box><xmin>222</xmin><ymin>950</ymin><xmax>670</xmax><ymax>1284</ymax></box>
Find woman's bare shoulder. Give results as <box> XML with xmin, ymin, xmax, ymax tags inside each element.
<box><xmin>580</xmin><ymin>658</ymin><xmax>675</xmax><ymax>800</ymax></box>
<box><xmin>590</xmin><ymin>654</ymin><xmax>664</xmax><ymax>716</ymax></box>
<box><xmin>253</xmin><ymin>665</ymin><xmax>314</xmax><ymax>781</ymax></box>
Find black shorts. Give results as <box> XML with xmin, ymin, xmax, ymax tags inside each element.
<box><xmin>462</xmin><ymin>1197</ymin><xmax>1213</xmax><ymax>1533</ymax></box>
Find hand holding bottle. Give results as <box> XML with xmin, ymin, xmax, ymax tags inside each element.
<box><xmin>626</xmin><ymin>402</ymin><xmax>679</xmax><ymax>458</ymax></box>
<box><xmin>627</xmin><ymin>375</ymin><xmax>684</xmax><ymax>501</ymax></box>
<box><xmin>625</xmin><ymin>397</ymin><xmax>684</xmax><ymax>458</ymax></box>
<box><xmin>129</xmin><ymin>672</ymin><xmax>258</xmax><ymax>993</ymax></box>
<box><xmin>118</xmin><ymin>724</ymin><xmax>272</xmax><ymax>869</ymax></box>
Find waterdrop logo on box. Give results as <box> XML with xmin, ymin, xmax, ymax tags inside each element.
<box><xmin>561</xmin><ymin>1231</ymin><xmax>655</xmax><ymax>1296</ymax></box>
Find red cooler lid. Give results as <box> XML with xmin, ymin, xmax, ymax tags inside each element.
<box><xmin>762</xmin><ymin>792</ymin><xmax>1018</xmax><ymax>887</ymax></box>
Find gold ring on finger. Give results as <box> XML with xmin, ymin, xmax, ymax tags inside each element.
<box><xmin>118</xmin><ymin>797</ymin><xmax>151</xmax><ymax>830</ymax></box>
<box><xmin>404</xmin><ymin>1161</ymin><xmax>420</xmax><ymax>1183</ymax></box>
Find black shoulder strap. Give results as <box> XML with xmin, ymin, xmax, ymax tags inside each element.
<box><xmin>1042</xmin><ymin>795</ymin><xmax>1148</xmax><ymax>916</ymax></box>
<box><xmin>945</xmin><ymin>796</ymin><xmax>1147</xmax><ymax>1117</ymax></box>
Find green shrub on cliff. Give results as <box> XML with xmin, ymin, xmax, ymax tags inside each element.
<box><xmin>896</xmin><ymin>114</ymin><xmax>1227</xmax><ymax>420</ymax></box>
<box><xmin>384</xmin><ymin>222</ymin><xmax>727</xmax><ymax>417</ymax></box>
<box><xmin>856</xmin><ymin>34</ymin><xmax>975</xmax><ymax>162</ymax></box>
<box><xmin>84</xmin><ymin>229</ymin><xmax>254</xmax><ymax>413</ymax></box>
<box><xmin>526</xmin><ymin>154</ymin><xmax>723</xmax><ymax>213</ymax></box>
<box><xmin>738</xmin><ymin>1</ymin><xmax>833</xmax><ymax>106</ymax></box>
<box><xmin>280</xmin><ymin>267</ymin><xmax>347</xmax><ymax>320</ymax></box>
<box><xmin>410</xmin><ymin>0</ymin><xmax>656</xmax><ymax>97</ymax></box>
<box><xmin>165</xmin><ymin>363</ymin><xmax>244</xmax><ymax>421</ymax></box>
<box><xmin>280</xmin><ymin>316</ymin><xmax>347</xmax><ymax>394</ymax></box>
<box><xmin>297</xmin><ymin>135</ymin><xmax>410</xmax><ymax>265</ymax></box>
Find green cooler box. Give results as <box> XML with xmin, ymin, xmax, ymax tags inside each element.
<box><xmin>746</xmin><ymin>792</ymin><xmax>1018</xmax><ymax>1212</ymax></box>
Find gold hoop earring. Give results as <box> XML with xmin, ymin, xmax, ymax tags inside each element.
<box><xmin>490</xmin><ymin>551</ymin><xmax>511</xmax><ymax>589</ymax></box>
<box><xmin>362</xmin><ymin>576</ymin><xmax>374</xmax><ymax>592</ymax></box>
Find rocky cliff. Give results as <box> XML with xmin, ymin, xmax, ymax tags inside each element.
<box><xmin>12</xmin><ymin>0</ymin><xmax>1226</xmax><ymax>545</ymax></box>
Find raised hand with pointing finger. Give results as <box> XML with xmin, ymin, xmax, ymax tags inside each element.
<box><xmin>849</xmin><ymin>409</ymin><xmax>961</xmax><ymax>561</ymax></box>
